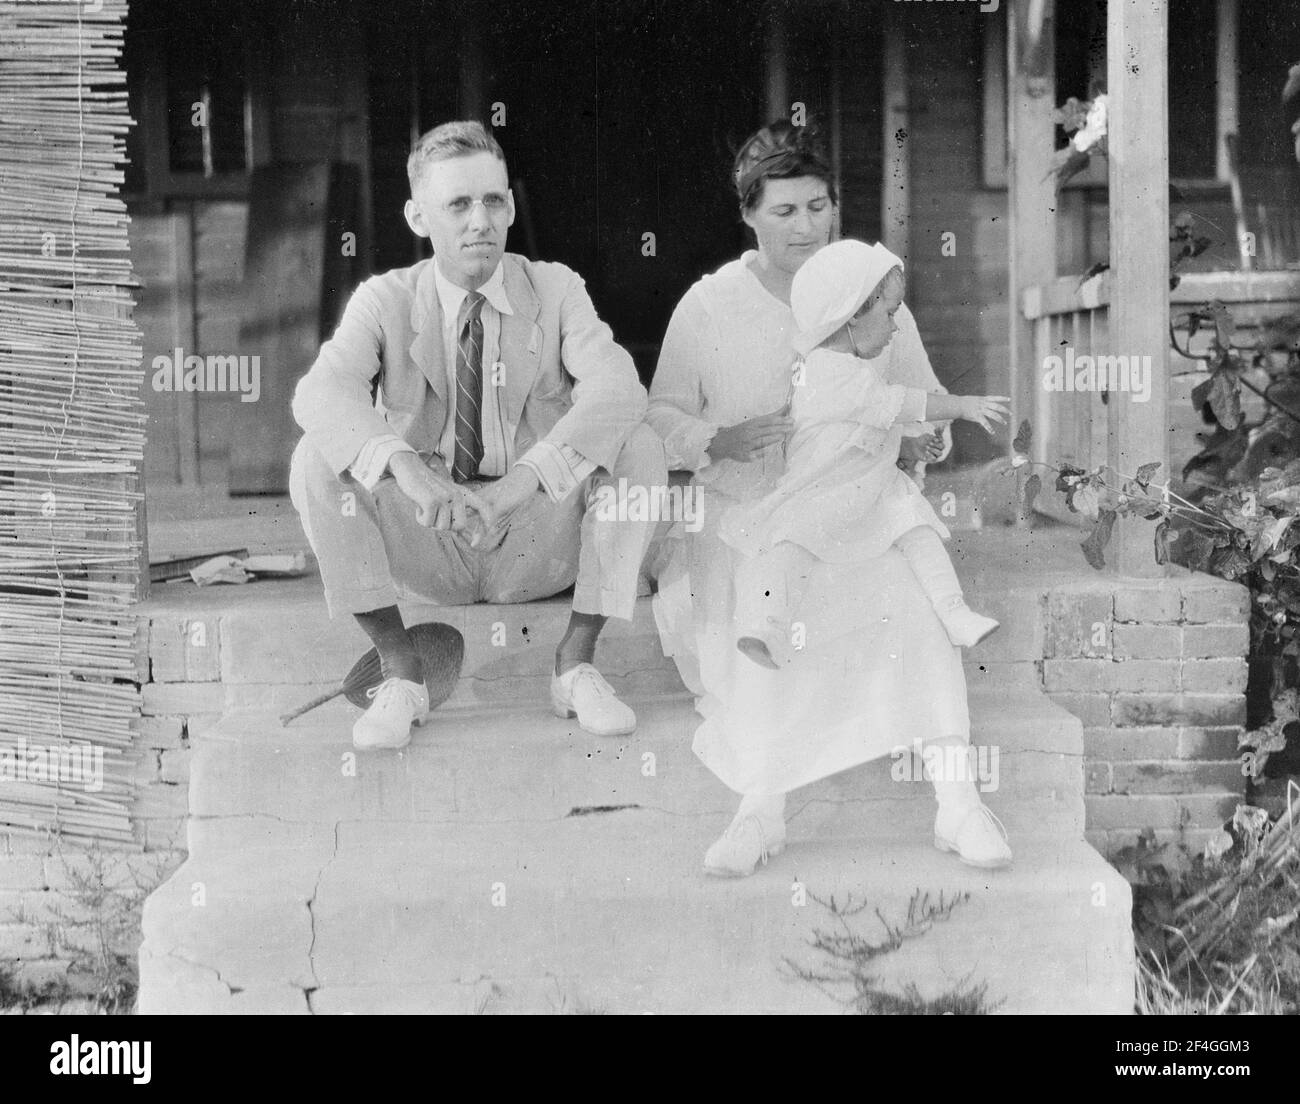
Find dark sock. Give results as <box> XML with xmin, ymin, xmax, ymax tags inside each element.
<box><xmin>555</xmin><ymin>612</ymin><xmax>606</xmax><ymax>675</ymax></box>
<box><xmin>355</xmin><ymin>606</ymin><xmax>422</xmax><ymax>683</ymax></box>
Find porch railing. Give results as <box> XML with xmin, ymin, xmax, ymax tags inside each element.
<box><xmin>1022</xmin><ymin>273</ymin><xmax>1112</xmax><ymax>526</ymax></box>
<box><xmin>1022</xmin><ymin>269</ymin><xmax>1300</xmax><ymax>525</ymax></box>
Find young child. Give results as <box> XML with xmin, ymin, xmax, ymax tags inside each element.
<box><xmin>719</xmin><ymin>240</ymin><xmax>1009</xmax><ymax>670</ymax></box>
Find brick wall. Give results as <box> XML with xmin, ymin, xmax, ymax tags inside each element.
<box><xmin>1042</xmin><ymin>575</ymin><xmax>1250</xmax><ymax>857</ymax></box>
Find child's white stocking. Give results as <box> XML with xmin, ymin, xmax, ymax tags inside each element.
<box><xmin>895</xmin><ymin>526</ymin><xmax>999</xmax><ymax>648</ymax></box>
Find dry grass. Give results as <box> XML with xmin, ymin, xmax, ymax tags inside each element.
<box><xmin>1124</xmin><ymin>785</ymin><xmax>1300</xmax><ymax>1015</ymax></box>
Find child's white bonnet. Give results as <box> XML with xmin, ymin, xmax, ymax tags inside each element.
<box><xmin>790</xmin><ymin>239</ymin><xmax>904</xmax><ymax>356</ymax></box>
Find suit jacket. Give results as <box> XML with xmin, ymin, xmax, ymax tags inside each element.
<box><xmin>292</xmin><ymin>253</ymin><xmax>647</xmax><ymax>476</ymax></box>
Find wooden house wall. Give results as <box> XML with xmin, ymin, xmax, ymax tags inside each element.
<box><xmin>129</xmin><ymin>1</ymin><xmax>368</xmax><ymax>488</ymax></box>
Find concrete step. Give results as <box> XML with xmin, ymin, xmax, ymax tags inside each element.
<box><xmin>168</xmin><ymin>658</ymin><xmax>1048</xmax><ymax>717</ymax></box>
<box><xmin>136</xmin><ymin>525</ymin><xmax>1136</xmax><ymax>1015</ymax></box>
<box><xmin>188</xmin><ymin>690</ymin><xmax>1085</xmax><ymax>837</ymax></box>
<box><xmin>138</xmin><ymin>811</ymin><xmax>1133</xmax><ymax>1014</ymax></box>
<box><xmin>139</xmin><ymin>547</ymin><xmax>1056</xmax><ymax>695</ymax></box>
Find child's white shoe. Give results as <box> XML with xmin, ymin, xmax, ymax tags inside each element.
<box><xmin>704</xmin><ymin>814</ymin><xmax>786</xmax><ymax>878</ymax></box>
<box><xmin>936</xmin><ymin>600</ymin><xmax>999</xmax><ymax>648</ymax></box>
<box><xmin>934</xmin><ymin>803</ymin><xmax>1013</xmax><ymax>869</ymax></box>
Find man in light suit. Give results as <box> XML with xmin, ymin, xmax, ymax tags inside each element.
<box><xmin>290</xmin><ymin>120</ymin><xmax>666</xmax><ymax>750</ymax></box>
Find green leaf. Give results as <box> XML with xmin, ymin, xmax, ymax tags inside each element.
<box><xmin>1080</xmin><ymin>509</ymin><xmax>1118</xmax><ymax>570</ymax></box>
<box><xmin>1154</xmin><ymin>520</ymin><xmax>1170</xmax><ymax>564</ymax></box>
<box><xmin>1012</xmin><ymin>420</ymin><xmax>1032</xmax><ymax>455</ymax></box>
<box><xmin>1135</xmin><ymin>462</ymin><xmax>1161</xmax><ymax>489</ymax></box>
<box><xmin>1211</xmin><ymin>544</ymin><xmax>1253</xmax><ymax>579</ymax></box>
<box><xmin>1208</xmin><ymin>369</ymin><xmax>1243</xmax><ymax>430</ymax></box>
<box><xmin>1167</xmin><ymin>523</ymin><xmax>1217</xmax><ymax>573</ymax></box>
<box><xmin>1021</xmin><ymin>473</ymin><xmax>1042</xmax><ymax>517</ymax></box>
<box><xmin>1264</xmin><ymin>485</ymin><xmax>1300</xmax><ymax>509</ymax></box>
<box><xmin>1076</xmin><ymin>262</ymin><xmax>1109</xmax><ymax>290</ymax></box>
<box><xmin>1055</xmin><ymin>464</ymin><xmax>1085</xmax><ymax>493</ymax></box>
<box><xmin>1072</xmin><ymin>484</ymin><xmax>1101</xmax><ymax>520</ymax></box>
<box><xmin>1272</xmin><ymin>687</ymin><xmax>1300</xmax><ymax>726</ymax></box>
<box><xmin>1210</xmin><ymin>300</ymin><xmax>1236</xmax><ymax>348</ymax></box>
<box><xmin>1191</xmin><ymin>374</ymin><xmax>1213</xmax><ymax>412</ymax></box>
<box><xmin>1051</xmin><ymin>145</ymin><xmax>1094</xmax><ymax>192</ymax></box>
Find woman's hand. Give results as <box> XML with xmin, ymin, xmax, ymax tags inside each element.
<box><xmin>707</xmin><ymin>409</ymin><xmax>794</xmax><ymax>463</ymax></box>
<box><xmin>959</xmin><ymin>395</ymin><xmax>1011</xmax><ymax>434</ymax></box>
<box><xmin>898</xmin><ymin>431</ymin><xmax>944</xmax><ymax>463</ymax></box>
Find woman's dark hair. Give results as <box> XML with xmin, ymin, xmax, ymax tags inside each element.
<box><xmin>732</xmin><ymin>118</ymin><xmax>838</xmax><ymax>212</ymax></box>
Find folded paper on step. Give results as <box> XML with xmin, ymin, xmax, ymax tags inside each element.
<box><xmin>190</xmin><ymin>552</ymin><xmax>309</xmax><ymax>586</ymax></box>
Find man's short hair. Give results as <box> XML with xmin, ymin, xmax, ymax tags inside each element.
<box><xmin>407</xmin><ymin>121</ymin><xmax>507</xmax><ymax>193</ymax></box>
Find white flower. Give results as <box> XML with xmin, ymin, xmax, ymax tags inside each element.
<box><xmin>1071</xmin><ymin>93</ymin><xmax>1109</xmax><ymax>153</ymax></box>
<box><xmin>1011</xmin><ymin>454</ymin><xmax>1028</xmax><ymax>468</ymax></box>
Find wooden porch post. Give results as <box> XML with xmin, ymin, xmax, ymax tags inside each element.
<box><xmin>1007</xmin><ymin>0</ymin><xmax>1057</xmax><ymax>455</ymax></box>
<box><xmin>765</xmin><ymin>1</ymin><xmax>788</xmax><ymax>124</ymax></box>
<box><xmin>881</xmin><ymin>12</ymin><xmax>909</xmax><ymax>267</ymax></box>
<box><xmin>1108</xmin><ymin>0</ymin><xmax>1171</xmax><ymax>577</ymax></box>
<box><xmin>459</xmin><ymin>13</ymin><xmax>485</xmax><ymax>121</ymax></box>
<box><xmin>1215</xmin><ymin>0</ymin><xmax>1239</xmax><ymax>184</ymax></box>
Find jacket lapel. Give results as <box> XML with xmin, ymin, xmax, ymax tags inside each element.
<box><xmin>408</xmin><ymin>260</ymin><xmax>447</xmax><ymax>406</ymax></box>
<box><xmin>499</xmin><ymin>257</ymin><xmax>543</xmax><ymax>427</ymax></box>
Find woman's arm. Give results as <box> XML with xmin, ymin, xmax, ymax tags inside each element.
<box><xmin>647</xmin><ymin>291</ymin><xmax>722</xmax><ymax>471</ymax></box>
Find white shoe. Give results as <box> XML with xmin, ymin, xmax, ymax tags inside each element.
<box><xmin>937</xmin><ymin>601</ymin><xmax>999</xmax><ymax>648</ymax></box>
<box><xmin>352</xmin><ymin>677</ymin><xmax>429</xmax><ymax>750</ymax></box>
<box><xmin>704</xmin><ymin>815</ymin><xmax>787</xmax><ymax>878</ymax></box>
<box><xmin>934</xmin><ymin>803</ymin><xmax>1013</xmax><ymax>869</ymax></box>
<box><xmin>550</xmin><ymin>663</ymin><xmax>637</xmax><ymax>736</ymax></box>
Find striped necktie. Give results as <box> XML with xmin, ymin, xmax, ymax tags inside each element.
<box><xmin>452</xmin><ymin>290</ymin><xmax>486</xmax><ymax>483</ymax></box>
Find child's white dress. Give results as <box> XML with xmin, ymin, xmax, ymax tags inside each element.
<box><xmin>719</xmin><ymin>348</ymin><xmax>950</xmax><ymax>567</ymax></box>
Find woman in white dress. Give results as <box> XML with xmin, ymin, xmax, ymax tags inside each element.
<box><xmin>647</xmin><ymin>120</ymin><xmax>1011</xmax><ymax>877</ymax></box>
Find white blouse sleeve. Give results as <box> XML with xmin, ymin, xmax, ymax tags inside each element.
<box><xmin>647</xmin><ymin>289</ymin><xmax>722</xmax><ymax>471</ymax></box>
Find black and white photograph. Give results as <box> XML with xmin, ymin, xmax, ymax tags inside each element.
<box><xmin>2</xmin><ymin>0</ymin><xmax>1300</xmax><ymax>1041</ymax></box>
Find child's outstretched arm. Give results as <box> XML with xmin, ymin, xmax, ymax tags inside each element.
<box><xmin>922</xmin><ymin>393</ymin><xmax>1011</xmax><ymax>435</ymax></box>
<box><xmin>852</xmin><ymin>372</ymin><xmax>929</xmax><ymax>432</ymax></box>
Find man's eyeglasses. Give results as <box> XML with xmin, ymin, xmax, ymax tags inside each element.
<box><xmin>440</xmin><ymin>194</ymin><xmax>510</xmax><ymax>217</ymax></box>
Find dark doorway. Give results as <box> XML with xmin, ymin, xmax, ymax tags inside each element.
<box><xmin>363</xmin><ymin>0</ymin><xmax>882</xmax><ymax>380</ymax></box>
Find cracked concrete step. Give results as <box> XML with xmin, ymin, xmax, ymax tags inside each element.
<box><xmin>138</xmin><ymin>811</ymin><xmax>1133</xmax><ymax>1014</ymax></box>
<box><xmin>187</xmin><ymin>690</ymin><xmax>1085</xmax><ymax>836</ymax></box>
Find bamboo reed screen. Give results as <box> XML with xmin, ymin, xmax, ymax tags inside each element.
<box><xmin>0</xmin><ymin>0</ymin><xmax>146</xmax><ymax>846</ymax></box>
